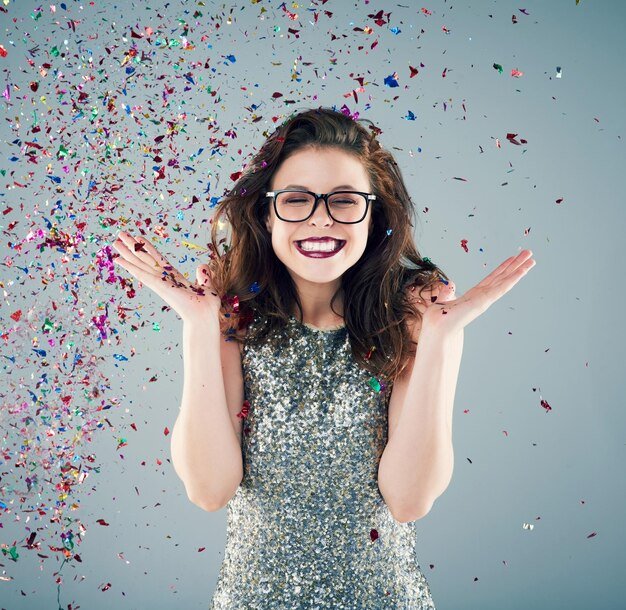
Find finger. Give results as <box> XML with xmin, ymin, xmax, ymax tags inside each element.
<box><xmin>128</xmin><ymin>233</ymin><xmax>173</xmax><ymax>269</ymax></box>
<box><xmin>116</xmin><ymin>232</ymin><xmax>192</xmax><ymax>288</ymax></box>
<box><xmin>118</xmin><ymin>232</ymin><xmax>180</xmax><ymax>276</ymax></box>
<box><xmin>132</xmin><ymin>234</ymin><xmax>192</xmax><ymax>286</ymax></box>
<box><xmin>113</xmin><ymin>254</ymin><xmax>154</xmax><ymax>286</ymax></box>
<box><xmin>477</xmin><ymin>250</ymin><xmax>533</xmax><ymax>288</ymax></box>
<box><xmin>114</xmin><ymin>254</ymin><xmax>191</xmax><ymax>298</ymax></box>
<box><xmin>496</xmin><ymin>250</ymin><xmax>534</xmax><ymax>278</ymax></box>
<box><xmin>196</xmin><ymin>264</ymin><xmax>214</xmax><ymax>288</ymax></box>
<box><xmin>114</xmin><ymin>234</ymin><xmax>158</xmax><ymax>275</ymax></box>
<box><xmin>434</xmin><ymin>281</ymin><xmax>456</xmax><ymax>302</ymax></box>
<box><xmin>492</xmin><ymin>257</ymin><xmax>536</xmax><ymax>297</ymax></box>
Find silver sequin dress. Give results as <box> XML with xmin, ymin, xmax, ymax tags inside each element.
<box><xmin>209</xmin><ymin>313</ymin><xmax>436</xmax><ymax>609</ymax></box>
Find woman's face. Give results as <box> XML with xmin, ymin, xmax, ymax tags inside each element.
<box><xmin>265</xmin><ymin>146</ymin><xmax>374</xmax><ymax>297</ymax></box>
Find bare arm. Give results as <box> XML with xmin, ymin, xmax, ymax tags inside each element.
<box><xmin>110</xmin><ymin>232</ymin><xmax>244</xmax><ymax>512</ymax></box>
<box><xmin>378</xmin><ymin>248</ymin><xmax>535</xmax><ymax>522</ymax></box>
<box><xmin>378</xmin><ymin>325</ymin><xmax>463</xmax><ymax>523</ymax></box>
<box><xmin>170</xmin><ymin>316</ymin><xmax>243</xmax><ymax>511</ymax></box>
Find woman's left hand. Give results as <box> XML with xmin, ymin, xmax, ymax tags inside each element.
<box><xmin>410</xmin><ymin>249</ymin><xmax>536</xmax><ymax>336</ymax></box>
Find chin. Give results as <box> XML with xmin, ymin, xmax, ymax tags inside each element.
<box><xmin>293</xmin><ymin>267</ymin><xmax>345</xmax><ymax>285</ymax></box>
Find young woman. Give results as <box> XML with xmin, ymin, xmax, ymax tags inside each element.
<box><xmin>112</xmin><ymin>107</ymin><xmax>535</xmax><ymax>609</ymax></box>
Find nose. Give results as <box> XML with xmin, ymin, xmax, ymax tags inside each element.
<box><xmin>308</xmin><ymin>195</ymin><xmax>334</xmax><ymax>226</ymax></box>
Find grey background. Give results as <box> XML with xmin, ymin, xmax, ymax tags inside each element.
<box><xmin>0</xmin><ymin>1</ymin><xmax>624</xmax><ymax>608</ymax></box>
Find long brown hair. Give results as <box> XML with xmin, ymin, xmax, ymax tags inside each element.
<box><xmin>208</xmin><ymin>107</ymin><xmax>451</xmax><ymax>384</ymax></box>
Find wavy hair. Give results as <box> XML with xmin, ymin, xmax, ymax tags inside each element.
<box><xmin>208</xmin><ymin>107</ymin><xmax>451</xmax><ymax>384</ymax></box>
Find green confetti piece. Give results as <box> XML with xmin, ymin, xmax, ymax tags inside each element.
<box><xmin>368</xmin><ymin>377</ymin><xmax>381</xmax><ymax>392</ymax></box>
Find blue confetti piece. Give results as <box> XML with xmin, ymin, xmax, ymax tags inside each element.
<box><xmin>249</xmin><ymin>281</ymin><xmax>260</xmax><ymax>293</ymax></box>
<box><xmin>390</xmin><ymin>26</ymin><xmax>401</xmax><ymax>34</ymax></box>
<box><xmin>384</xmin><ymin>73</ymin><xmax>399</xmax><ymax>87</ymax></box>
<box><xmin>403</xmin><ymin>110</ymin><xmax>416</xmax><ymax>121</ymax></box>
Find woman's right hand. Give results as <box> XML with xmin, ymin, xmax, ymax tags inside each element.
<box><xmin>111</xmin><ymin>231</ymin><xmax>222</xmax><ymax>325</ymax></box>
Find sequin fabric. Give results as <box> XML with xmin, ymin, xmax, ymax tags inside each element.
<box><xmin>209</xmin><ymin>312</ymin><xmax>436</xmax><ymax>609</ymax></box>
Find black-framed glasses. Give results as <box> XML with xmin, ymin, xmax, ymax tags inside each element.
<box><xmin>265</xmin><ymin>189</ymin><xmax>376</xmax><ymax>224</ymax></box>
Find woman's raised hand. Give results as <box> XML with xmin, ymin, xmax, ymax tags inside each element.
<box><xmin>111</xmin><ymin>231</ymin><xmax>222</xmax><ymax>324</ymax></box>
<box><xmin>410</xmin><ymin>249</ymin><xmax>537</xmax><ymax>337</ymax></box>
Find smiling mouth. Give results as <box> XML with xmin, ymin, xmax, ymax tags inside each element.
<box><xmin>294</xmin><ymin>240</ymin><xmax>346</xmax><ymax>257</ymax></box>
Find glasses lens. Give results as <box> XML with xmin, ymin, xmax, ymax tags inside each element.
<box><xmin>275</xmin><ymin>191</ymin><xmax>367</xmax><ymax>223</ymax></box>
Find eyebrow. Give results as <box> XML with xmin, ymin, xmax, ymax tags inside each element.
<box><xmin>282</xmin><ymin>184</ymin><xmax>360</xmax><ymax>191</ymax></box>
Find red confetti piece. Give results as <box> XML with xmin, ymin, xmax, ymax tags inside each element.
<box><xmin>367</xmin><ymin>10</ymin><xmax>390</xmax><ymax>27</ymax></box>
<box><xmin>10</xmin><ymin>310</ymin><xmax>22</xmax><ymax>322</ymax></box>
<box><xmin>237</xmin><ymin>400</ymin><xmax>250</xmax><ymax>419</ymax></box>
<box><xmin>164</xmin><ymin>426</ymin><xmax>170</xmax><ymax>436</ymax></box>
<box><xmin>370</xmin><ymin>528</ymin><xmax>379</xmax><ymax>541</ymax></box>
<box><xmin>540</xmin><ymin>398</ymin><xmax>552</xmax><ymax>413</ymax></box>
<box><xmin>460</xmin><ymin>239</ymin><xmax>468</xmax><ymax>252</ymax></box>
<box><xmin>506</xmin><ymin>133</ymin><xmax>528</xmax><ymax>145</ymax></box>
<box><xmin>96</xmin><ymin>519</ymin><xmax>110</xmax><ymax>526</ymax></box>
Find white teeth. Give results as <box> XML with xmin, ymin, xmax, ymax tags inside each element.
<box><xmin>298</xmin><ymin>240</ymin><xmax>342</xmax><ymax>252</ymax></box>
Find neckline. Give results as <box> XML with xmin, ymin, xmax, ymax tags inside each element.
<box><xmin>289</xmin><ymin>314</ymin><xmax>346</xmax><ymax>333</ymax></box>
